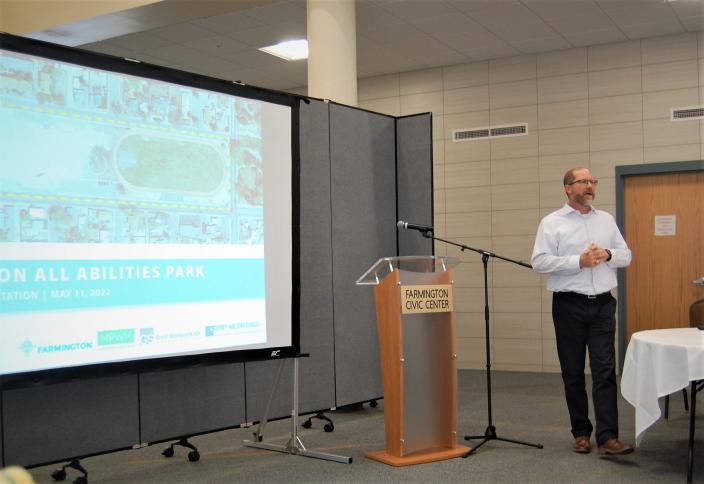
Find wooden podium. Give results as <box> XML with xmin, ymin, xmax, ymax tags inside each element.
<box><xmin>357</xmin><ymin>256</ymin><xmax>471</xmax><ymax>466</ymax></box>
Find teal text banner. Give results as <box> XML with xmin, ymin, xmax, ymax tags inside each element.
<box><xmin>0</xmin><ymin>258</ymin><xmax>265</xmax><ymax>313</ymax></box>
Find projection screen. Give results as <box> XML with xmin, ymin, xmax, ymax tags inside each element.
<box><xmin>0</xmin><ymin>34</ymin><xmax>299</xmax><ymax>378</ymax></box>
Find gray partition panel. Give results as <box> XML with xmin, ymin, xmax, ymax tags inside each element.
<box><xmin>2</xmin><ymin>375</ymin><xmax>138</xmax><ymax>466</ymax></box>
<box><xmin>396</xmin><ymin>114</ymin><xmax>433</xmax><ymax>257</ymax></box>
<box><xmin>139</xmin><ymin>363</ymin><xmax>246</xmax><ymax>443</ymax></box>
<box><xmin>297</xmin><ymin>99</ymin><xmax>335</xmax><ymax>413</ymax></box>
<box><xmin>330</xmin><ymin>104</ymin><xmax>396</xmax><ymax>406</ymax></box>
<box><xmin>245</xmin><ymin>99</ymin><xmax>335</xmax><ymax>422</ymax></box>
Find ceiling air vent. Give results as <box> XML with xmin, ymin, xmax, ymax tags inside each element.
<box><xmin>453</xmin><ymin>123</ymin><xmax>528</xmax><ymax>142</ymax></box>
<box><xmin>672</xmin><ymin>106</ymin><xmax>704</xmax><ymax>121</ymax></box>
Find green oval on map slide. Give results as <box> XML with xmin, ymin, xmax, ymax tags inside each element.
<box><xmin>115</xmin><ymin>134</ymin><xmax>225</xmax><ymax>193</ymax></box>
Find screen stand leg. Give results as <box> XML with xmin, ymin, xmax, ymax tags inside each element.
<box><xmin>243</xmin><ymin>357</ymin><xmax>352</xmax><ymax>464</ymax></box>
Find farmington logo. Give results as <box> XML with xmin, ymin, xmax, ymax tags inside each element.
<box><xmin>19</xmin><ymin>339</ymin><xmax>35</xmax><ymax>356</ymax></box>
<box><xmin>19</xmin><ymin>338</ymin><xmax>92</xmax><ymax>356</ymax></box>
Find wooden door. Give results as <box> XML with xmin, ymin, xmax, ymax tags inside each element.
<box><xmin>624</xmin><ymin>170</ymin><xmax>704</xmax><ymax>342</ymax></box>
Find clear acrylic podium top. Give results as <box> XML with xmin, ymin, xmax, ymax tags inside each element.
<box><xmin>355</xmin><ymin>256</ymin><xmax>460</xmax><ymax>286</ymax></box>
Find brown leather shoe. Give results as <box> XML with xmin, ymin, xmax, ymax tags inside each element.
<box><xmin>572</xmin><ymin>435</ymin><xmax>591</xmax><ymax>453</ymax></box>
<box><xmin>598</xmin><ymin>438</ymin><xmax>634</xmax><ymax>455</ymax></box>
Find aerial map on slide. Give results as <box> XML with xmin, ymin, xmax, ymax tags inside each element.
<box><xmin>0</xmin><ymin>50</ymin><xmax>264</xmax><ymax>246</ymax></box>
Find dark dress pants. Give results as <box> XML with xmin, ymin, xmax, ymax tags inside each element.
<box><xmin>552</xmin><ymin>291</ymin><xmax>619</xmax><ymax>445</ymax></box>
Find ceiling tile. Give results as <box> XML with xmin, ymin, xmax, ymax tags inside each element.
<box><xmin>669</xmin><ymin>0</ymin><xmax>704</xmax><ymax>20</ymax></box>
<box><xmin>108</xmin><ymin>32</ymin><xmax>173</xmax><ymax>52</ymax></box>
<box><xmin>357</xmin><ymin>4</ymin><xmax>409</xmax><ymax>36</ymax></box>
<box><xmin>563</xmin><ymin>28</ymin><xmax>628</xmax><ymax>47</ymax></box>
<box><xmin>79</xmin><ymin>41</ymin><xmax>135</xmax><ymax>58</ymax></box>
<box><xmin>463</xmin><ymin>43</ymin><xmax>523</xmax><ymax>61</ymax></box>
<box><xmin>364</xmin><ymin>22</ymin><xmax>425</xmax><ymax>46</ymax></box>
<box><xmin>138</xmin><ymin>43</ymin><xmax>204</xmax><ymax>63</ymax></box>
<box><xmin>521</xmin><ymin>0</ymin><xmax>603</xmax><ymax>20</ymax></box>
<box><xmin>117</xmin><ymin>0</ymin><xmax>254</xmax><ymax>26</ymax></box>
<box><xmin>411</xmin><ymin>13</ymin><xmax>487</xmax><ymax>35</ymax></box>
<box><xmin>598</xmin><ymin>2</ymin><xmax>680</xmax><ymax>26</ymax></box>
<box><xmin>432</xmin><ymin>29</ymin><xmax>513</xmax><ymax>53</ymax></box>
<box><xmin>357</xmin><ymin>36</ymin><xmax>414</xmax><ymax>64</ymax></box>
<box><xmin>178</xmin><ymin>55</ymin><xmax>236</xmax><ymax>76</ymax></box>
<box><xmin>148</xmin><ymin>21</ymin><xmax>215</xmax><ymax>43</ymax></box>
<box><xmin>227</xmin><ymin>24</ymin><xmax>307</xmax><ymax>48</ymax></box>
<box><xmin>192</xmin><ymin>11</ymin><xmax>268</xmax><ymax>34</ymax></box>
<box><xmin>510</xmin><ymin>35</ymin><xmax>572</xmax><ymax>54</ymax></box>
<box><xmin>245</xmin><ymin>0</ymin><xmax>307</xmax><ymax>25</ymax></box>
<box><xmin>620</xmin><ymin>21</ymin><xmax>686</xmax><ymax>39</ymax></box>
<box><xmin>378</xmin><ymin>0</ymin><xmax>458</xmax><ymax>22</ymax></box>
<box><xmin>594</xmin><ymin>0</ymin><xmax>663</xmax><ymax>8</ymax></box>
<box><xmin>466</xmin><ymin>3</ymin><xmax>560</xmax><ymax>42</ymax></box>
<box><xmin>181</xmin><ymin>35</ymin><xmax>250</xmax><ymax>56</ymax></box>
<box><xmin>357</xmin><ymin>37</ymin><xmax>421</xmax><ymax>76</ymax></box>
<box><xmin>229</xmin><ymin>47</ymin><xmax>293</xmax><ymax>68</ymax></box>
<box><xmin>414</xmin><ymin>50</ymin><xmax>470</xmax><ymax>69</ymax></box>
<box><xmin>29</xmin><ymin>14</ymin><xmax>149</xmax><ymax>46</ymax></box>
<box><xmin>539</xmin><ymin>10</ymin><xmax>621</xmax><ymax>35</ymax></box>
<box><xmin>446</xmin><ymin>0</ymin><xmax>519</xmax><ymax>14</ymax></box>
<box><xmin>211</xmin><ymin>66</ymin><xmax>268</xmax><ymax>84</ymax></box>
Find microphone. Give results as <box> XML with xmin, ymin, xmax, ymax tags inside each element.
<box><xmin>397</xmin><ymin>220</ymin><xmax>433</xmax><ymax>233</ymax></box>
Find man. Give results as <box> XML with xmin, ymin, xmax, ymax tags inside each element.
<box><xmin>531</xmin><ymin>167</ymin><xmax>633</xmax><ymax>455</ymax></box>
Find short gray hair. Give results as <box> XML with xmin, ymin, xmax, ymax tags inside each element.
<box><xmin>563</xmin><ymin>167</ymin><xmax>586</xmax><ymax>186</ymax></box>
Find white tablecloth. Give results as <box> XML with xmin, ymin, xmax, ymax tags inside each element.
<box><xmin>621</xmin><ymin>328</ymin><xmax>704</xmax><ymax>445</ymax></box>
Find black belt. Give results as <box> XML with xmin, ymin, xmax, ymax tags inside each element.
<box><xmin>556</xmin><ymin>291</ymin><xmax>611</xmax><ymax>300</ymax></box>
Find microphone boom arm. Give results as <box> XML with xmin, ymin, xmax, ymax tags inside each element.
<box><xmin>429</xmin><ymin>234</ymin><xmax>532</xmax><ymax>268</ymax></box>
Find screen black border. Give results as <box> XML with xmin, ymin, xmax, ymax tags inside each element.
<box><xmin>0</xmin><ymin>32</ymin><xmax>302</xmax><ymax>388</ymax></box>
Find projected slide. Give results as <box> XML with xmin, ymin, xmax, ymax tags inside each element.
<box><xmin>0</xmin><ymin>47</ymin><xmax>293</xmax><ymax>375</ymax></box>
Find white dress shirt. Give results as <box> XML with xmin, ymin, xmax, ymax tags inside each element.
<box><xmin>531</xmin><ymin>204</ymin><xmax>631</xmax><ymax>295</ymax></box>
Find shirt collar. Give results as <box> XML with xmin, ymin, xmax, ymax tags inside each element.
<box><xmin>560</xmin><ymin>203</ymin><xmax>597</xmax><ymax>215</ymax></box>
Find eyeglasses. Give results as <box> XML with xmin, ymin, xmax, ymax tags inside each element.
<box><xmin>568</xmin><ymin>179</ymin><xmax>599</xmax><ymax>186</ymax></box>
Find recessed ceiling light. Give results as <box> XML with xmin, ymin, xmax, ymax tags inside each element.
<box><xmin>259</xmin><ymin>39</ymin><xmax>308</xmax><ymax>61</ymax></box>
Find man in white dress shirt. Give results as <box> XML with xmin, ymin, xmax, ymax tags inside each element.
<box><xmin>531</xmin><ymin>167</ymin><xmax>634</xmax><ymax>456</ymax></box>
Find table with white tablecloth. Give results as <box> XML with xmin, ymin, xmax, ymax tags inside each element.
<box><xmin>621</xmin><ymin>328</ymin><xmax>704</xmax><ymax>482</ymax></box>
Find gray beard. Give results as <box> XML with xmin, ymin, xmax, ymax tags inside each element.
<box><xmin>572</xmin><ymin>194</ymin><xmax>593</xmax><ymax>207</ymax></box>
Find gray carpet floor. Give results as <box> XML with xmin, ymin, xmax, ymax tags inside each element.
<box><xmin>29</xmin><ymin>370</ymin><xmax>702</xmax><ymax>483</ymax></box>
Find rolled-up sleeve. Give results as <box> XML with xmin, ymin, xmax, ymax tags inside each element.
<box><xmin>606</xmin><ymin>218</ymin><xmax>631</xmax><ymax>268</ymax></box>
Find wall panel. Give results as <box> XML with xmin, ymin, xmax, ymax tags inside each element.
<box><xmin>329</xmin><ymin>104</ymin><xmax>396</xmax><ymax>406</ymax></box>
<box><xmin>139</xmin><ymin>364</ymin><xmax>245</xmax><ymax>443</ymax></box>
<box><xmin>3</xmin><ymin>376</ymin><xmax>138</xmax><ymax>466</ymax></box>
<box><xmin>397</xmin><ymin>113</ymin><xmax>434</xmax><ymax>256</ymax></box>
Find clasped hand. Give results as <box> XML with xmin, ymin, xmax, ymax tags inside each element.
<box><xmin>580</xmin><ymin>243</ymin><xmax>609</xmax><ymax>269</ymax></box>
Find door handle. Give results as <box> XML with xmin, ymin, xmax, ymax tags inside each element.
<box><xmin>694</xmin><ymin>277</ymin><xmax>704</xmax><ymax>286</ymax></box>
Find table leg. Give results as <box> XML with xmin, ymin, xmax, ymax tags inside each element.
<box><xmin>688</xmin><ymin>380</ymin><xmax>697</xmax><ymax>483</ymax></box>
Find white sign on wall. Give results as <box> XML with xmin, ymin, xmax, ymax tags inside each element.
<box><xmin>654</xmin><ymin>215</ymin><xmax>676</xmax><ymax>236</ymax></box>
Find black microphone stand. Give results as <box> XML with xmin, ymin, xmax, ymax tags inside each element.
<box><xmin>418</xmin><ymin>230</ymin><xmax>543</xmax><ymax>455</ymax></box>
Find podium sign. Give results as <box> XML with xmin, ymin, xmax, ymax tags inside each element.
<box><xmin>356</xmin><ymin>256</ymin><xmax>470</xmax><ymax>466</ymax></box>
<box><xmin>400</xmin><ymin>284</ymin><xmax>453</xmax><ymax>314</ymax></box>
